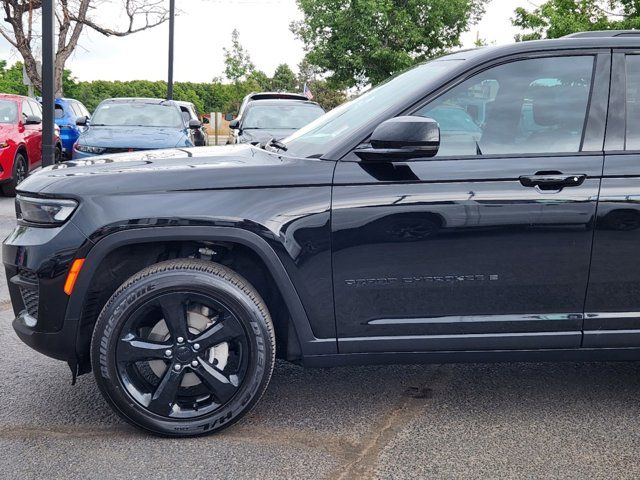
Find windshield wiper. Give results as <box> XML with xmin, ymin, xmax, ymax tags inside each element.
<box><xmin>265</xmin><ymin>138</ymin><xmax>288</xmax><ymax>151</ymax></box>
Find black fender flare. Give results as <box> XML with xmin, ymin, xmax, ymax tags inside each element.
<box><xmin>66</xmin><ymin>226</ymin><xmax>337</xmax><ymax>361</ymax></box>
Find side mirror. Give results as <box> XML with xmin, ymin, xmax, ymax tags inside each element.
<box><xmin>25</xmin><ymin>115</ymin><xmax>41</xmax><ymax>125</ymax></box>
<box><xmin>354</xmin><ymin>116</ymin><xmax>440</xmax><ymax>162</ymax></box>
<box><xmin>229</xmin><ymin>119</ymin><xmax>240</xmax><ymax>130</ymax></box>
<box><xmin>224</xmin><ymin>113</ymin><xmax>235</xmax><ymax>122</ymax></box>
<box><xmin>76</xmin><ymin>116</ymin><xmax>88</xmax><ymax>126</ymax></box>
<box><xmin>188</xmin><ymin>119</ymin><xmax>202</xmax><ymax>129</ymax></box>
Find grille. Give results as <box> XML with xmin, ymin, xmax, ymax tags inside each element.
<box><xmin>103</xmin><ymin>147</ymin><xmax>141</xmax><ymax>154</ymax></box>
<box><xmin>18</xmin><ymin>270</ymin><xmax>39</xmax><ymax>319</ymax></box>
<box><xmin>20</xmin><ymin>287</ymin><xmax>39</xmax><ymax>318</ymax></box>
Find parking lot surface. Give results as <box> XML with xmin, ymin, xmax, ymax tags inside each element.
<box><xmin>1</xmin><ymin>195</ymin><xmax>640</xmax><ymax>479</ymax></box>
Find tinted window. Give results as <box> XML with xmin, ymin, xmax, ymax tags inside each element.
<box><xmin>55</xmin><ymin>104</ymin><xmax>65</xmax><ymax>119</ymax></box>
<box><xmin>0</xmin><ymin>100</ymin><xmax>18</xmax><ymax>123</ymax></box>
<box><xmin>283</xmin><ymin>58</ymin><xmax>463</xmax><ymax>157</ymax></box>
<box><xmin>626</xmin><ymin>55</ymin><xmax>640</xmax><ymax>150</ymax></box>
<box><xmin>416</xmin><ymin>56</ymin><xmax>594</xmax><ymax>156</ymax></box>
<box><xmin>91</xmin><ymin>102</ymin><xmax>183</xmax><ymax>128</ymax></box>
<box><xmin>243</xmin><ymin>103</ymin><xmax>324</xmax><ymax>129</ymax></box>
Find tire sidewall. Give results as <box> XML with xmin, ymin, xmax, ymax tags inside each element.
<box><xmin>92</xmin><ymin>268</ymin><xmax>272</xmax><ymax>436</ymax></box>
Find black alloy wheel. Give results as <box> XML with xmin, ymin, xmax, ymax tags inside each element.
<box><xmin>91</xmin><ymin>259</ymin><xmax>276</xmax><ymax>436</ymax></box>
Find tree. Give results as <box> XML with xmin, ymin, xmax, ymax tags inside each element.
<box><xmin>291</xmin><ymin>0</ymin><xmax>487</xmax><ymax>88</ymax></box>
<box><xmin>0</xmin><ymin>1</ymin><xmax>169</xmax><ymax>96</ymax></box>
<box><xmin>0</xmin><ymin>60</ymin><xmax>27</xmax><ymax>94</ymax></box>
<box><xmin>223</xmin><ymin>28</ymin><xmax>254</xmax><ymax>83</ymax></box>
<box><xmin>512</xmin><ymin>0</ymin><xmax>640</xmax><ymax>40</ymax></box>
<box><xmin>297</xmin><ymin>58</ymin><xmax>346</xmax><ymax>110</ymax></box>
<box><xmin>271</xmin><ymin>63</ymin><xmax>297</xmax><ymax>92</ymax></box>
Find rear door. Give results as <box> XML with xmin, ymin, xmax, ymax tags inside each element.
<box><xmin>585</xmin><ymin>50</ymin><xmax>640</xmax><ymax>347</ymax></box>
<box><xmin>332</xmin><ymin>51</ymin><xmax>610</xmax><ymax>354</ymax></box>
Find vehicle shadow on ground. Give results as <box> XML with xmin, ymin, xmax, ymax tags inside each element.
<box><xmin>6</xmin><ymin>356</ymin><xmax>640</xmax><ymax>441</ymax></box>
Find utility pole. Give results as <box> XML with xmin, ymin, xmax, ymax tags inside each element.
<box><xmin>167</xmin><ymin>0</ymin><xmax>175</xmax><ymax>100</ymax></box>
<box><xmin>41</xmin><ymin>0</ymin><xmax>55</xmax><ymax>167</ymax></box>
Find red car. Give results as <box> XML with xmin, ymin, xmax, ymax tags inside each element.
<box><xmin>0</xmin><ymin>94</ymin><xmax>62</xmax><ymax>196</ymax></box>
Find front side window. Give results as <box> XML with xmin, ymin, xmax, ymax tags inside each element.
<box><xmin>91</xmin><ymin>102</ymin><xmax>183</xmax><ymax>128</ymax></box>
<box><xmin>416</xmin><ymin>56</ymin><xmax>594</xmax><ymax>157</ymax></box>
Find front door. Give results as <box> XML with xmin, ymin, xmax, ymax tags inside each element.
<box><xmin>332</xmin><ymin>51</ymin><xmax>610</xmax><ymax>353</ymax></box>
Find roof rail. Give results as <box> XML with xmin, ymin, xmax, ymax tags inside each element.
<box><xmin>564</xmin><ymin>30</ymin><xmax>640</xmax><ymax>38</ymax></box>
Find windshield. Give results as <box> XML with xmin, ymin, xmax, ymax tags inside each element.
<box><xmin>0</xmin><ymin>100</ymin><xmax>18</xmax><ymax>124</ymax></box>
<box><xmin>91</xmin><ymin>102</ymin><xmax>183</xmax><ymax>128</ymax></box>
<box><xmin>243</xmin><ymin>103</ymin><xmax>325</xmax><ymax>129</ymax></box>
<box><xmin>282</xmin><ymin>59</ymin><xmax>464</xmax><ymax>158</ymax></box>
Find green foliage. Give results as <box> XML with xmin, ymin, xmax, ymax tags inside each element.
<box><xmin>512</xmin><ymin>0</ymin><xmax>640</xmax><ymax>40</ymax></box>
<box><xmin>292</xmin><ymin>0</ymin><xmax>487</xmax><ymax>88</ymax></box>
<box><xmin>271</xmin><ymin>64</ymin><xmax>298</xmax><ymax>92</ymax></box>
<box><xmin>297</xmin><ymin>58</ymin><xmax>347</xmax><ymax>110</ymax></box>
<box><xmin>0</xmin><ymin>61</ymin><xmax>28</xmax><ymax>95</ymax></box>
<box><xmin>223</xmin><ymin>29</ymin><xmax>255</xmax><ymax>82</ymax></box>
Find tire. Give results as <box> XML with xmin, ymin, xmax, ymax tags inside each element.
<box><xmin>91</xmin><ymin>259</ymin><xmax>276</xmax><ymax>437</ymax></box>
<box><xmin>54</xmin><ymin>145</ymin><xmax>62</xmax><ymax>164</ymax></box>
<box><xmin>2</xmin><ymin>152</ymin><xmax>27</xmax><ymax>196</ymax></box>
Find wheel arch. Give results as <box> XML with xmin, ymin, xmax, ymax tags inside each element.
<box><xmin>68</xmin><ymin>226</ymin><xmax>335</xmax><ymax>374</ymax></box>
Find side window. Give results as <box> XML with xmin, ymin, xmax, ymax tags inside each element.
<box><xmin>70</xmin><ymin>102</ymin><xmax>82</xmax><ymax>119</ymax></box>
<box><xmin>625</xmin><ymin>55</ymin><xmax>640</xmax><ymax>150</ymax></box>
<box><xmin>79</xmin><ymin>103</ymin><xmax>90</xmax><ymax>118</ymax></box>
<box><xmin>29</xmin><ymin>100</ymin><xmax>42</xmax><ymax>118</ymax></box>
<box><xmin>21</xmin><ymin>100</ymin><xmax>33</xmax><ymax>119</ymax></box>
<box><xmin>415</xmin><ymin>56</ymin><xmax>594</xmax><ymax>157</ymax></box>
<box><xmin>54</xmin><ymin>104</ymin><xmax>65</xmax><ymax>119</ymax></box>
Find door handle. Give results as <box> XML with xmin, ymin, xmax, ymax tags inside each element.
<box><xmin>519</xmin><ymin>172</ymin><xmax>586</xmax><ymax>189</ymax></box>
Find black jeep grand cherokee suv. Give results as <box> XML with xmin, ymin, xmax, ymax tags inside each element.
<box><xmin>6</xmin><ymin>31</ymin><xmax>640</xmax><ymax>436</ymax></box>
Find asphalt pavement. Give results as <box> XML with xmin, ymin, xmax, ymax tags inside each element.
<box><xmin>1</xmin><ymin>195</ymin><xmax>640</xmax><ymax>479</ymax></box>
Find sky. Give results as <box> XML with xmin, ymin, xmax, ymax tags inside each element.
<box><xmin>0</xmin><ymin>0</ymin><xmax>532</xmax><ymax>83</ymax></box>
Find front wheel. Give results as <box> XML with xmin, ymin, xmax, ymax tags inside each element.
<box><xmin>91</xmin><ymin>259</ymin><xmax>276</xmax><ymax>437</ymax></box>
<box><xmin>2</xmin><ymin>152</ymin><xmax>27</xmax><ymax>196</ymax></box>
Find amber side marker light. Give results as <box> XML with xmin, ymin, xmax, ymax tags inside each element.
<box><xmin>64</xmin><ymin>258</ymin><xmax>86</xmax><ymax>295</ymax></box>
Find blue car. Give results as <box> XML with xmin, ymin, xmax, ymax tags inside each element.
<box><xmin>72</xmin><ymin>97</ymin><xmax>201</xmax><ymax>159</ymax></box>
<box><xmin>53</xmin><ymin>98</ymin><xmax>91</xmax><ymax>159</ymax></box>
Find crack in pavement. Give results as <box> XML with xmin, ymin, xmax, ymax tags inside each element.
<box><xmin>331</xmin><ymin>366</ymin><xmax>447</xmax><ymax>480</ymax></box>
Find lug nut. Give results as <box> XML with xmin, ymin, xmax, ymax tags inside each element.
<box><xmin>165</xmin><ymin>349</ymin><xmax>172</xmax><ymax>357</ymax></box>
<box><xmin>176</xmin><ymin>336</ymin><xmax>184</xmax><ymax>344</ymax></box>
<box><xmin>193</xmin><ymin>343</ymin><xmax>200</xmax><ymax>351</ymax></box>
<box><xmin>191</xmin><ymin>360</ymin><xmax>199</xmax><ymax>368</ymax></box>
<box><xmin>174</xmin><ymin>364</ymin><xmax>181</xmax><ymax>371</ymax></box>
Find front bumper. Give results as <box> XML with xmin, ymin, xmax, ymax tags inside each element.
<box><xmin>3</xmin><ymin>220</ymin><xmax>92</xmax><ymax>362</ymax></box>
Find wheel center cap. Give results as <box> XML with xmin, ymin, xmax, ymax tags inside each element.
<box><xmin>175</xmin><ymin>346</ymin><xmax>192</xmax><ymax>363</ymax></box>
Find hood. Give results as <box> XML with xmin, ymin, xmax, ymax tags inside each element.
<box><xmin>239</xmin><ymin>128</ymin><xmax>296</xmax><ymax>145</ymax></box>
<box><xmin>17</xmin><ymin>144</ymin><xmax>335</xmax><ymax>196</ymax></box>
<box><xmin>77</xmin><ymin>125</ymin><xmax>188</xmax><ymax>149</ymax></box>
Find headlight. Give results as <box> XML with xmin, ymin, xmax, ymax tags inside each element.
<box><xmin>16</xmin><ymin>195</ymin><xmax>78</xmax><ymax>225</ymax></box>
<box><xmin>74</xmin><ymin>144</ymin><xmax>105</xmax><ymax>154</ymax></box>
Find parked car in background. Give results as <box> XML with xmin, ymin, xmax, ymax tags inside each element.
<box><xmin>0</xmin><ymin>93</ymin><xmax>61</xmax><ymax>196</ymax></box>
<box><xmin>174</xmin><ymin>100</ymin><xmax>208</xmax><ymax>146</ymax></box>
<box><xmin>235</xmin><ymin>92</ymin><xmax>310</xmax><ymax>121</ymax></box>
<box><xmin>228</xmin><ymin>97</ymin><xmax>325</xmax><ymax>145</ymax></box>
<box><xmin>72</xmin><ymin>97</ymin><xmax>201</xmax><ymax>159</ymax></box>
<box><xmin>54</xmin><ymin>98</ymin><xmax>91</xmax><ymax>159</ymax></box>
